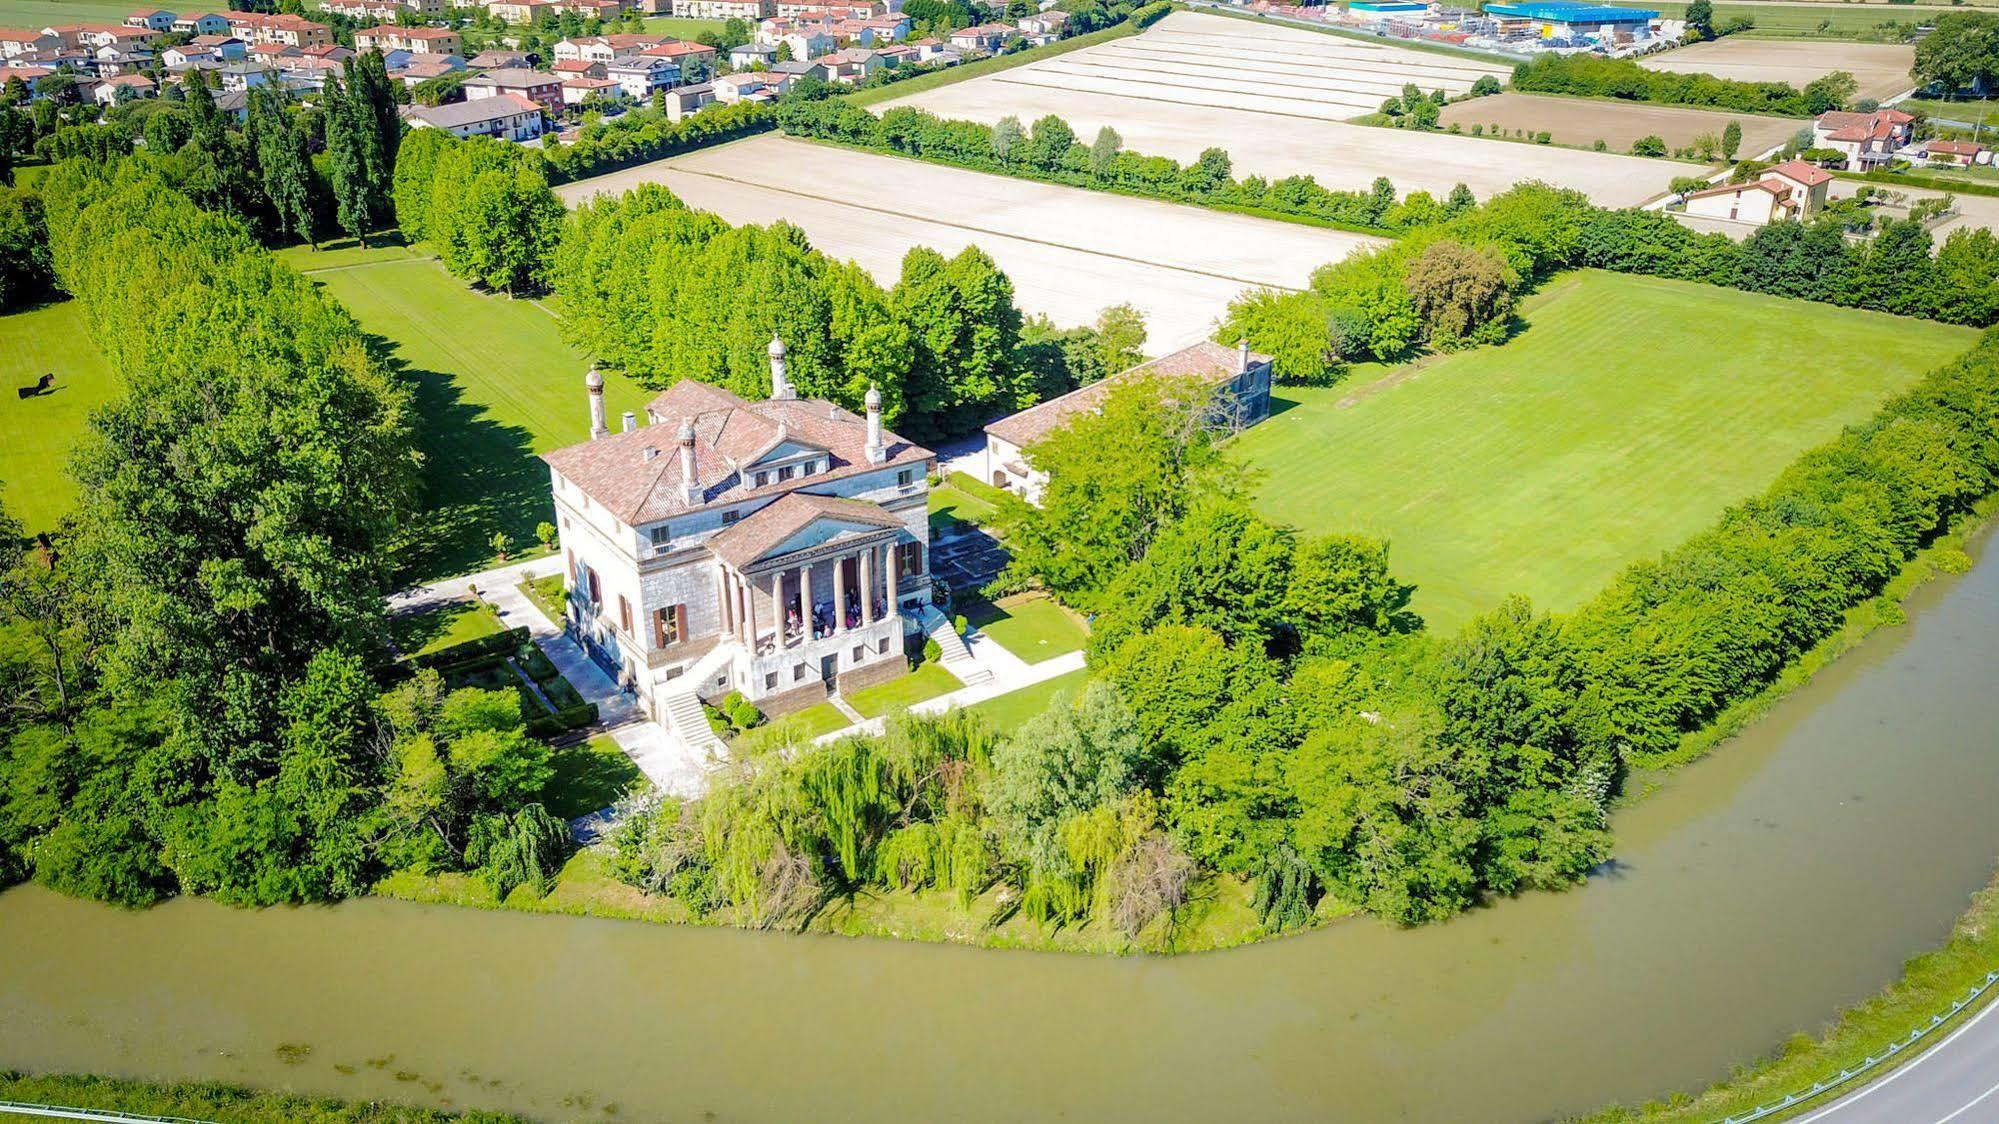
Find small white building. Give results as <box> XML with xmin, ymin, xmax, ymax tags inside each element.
<box><xmin>1680</xmin><ymin>159</ymin><xmax>1831</xmax><ymax>227</ymax></box>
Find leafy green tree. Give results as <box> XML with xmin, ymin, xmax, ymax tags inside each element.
<box><xmin>322</xmin><ymin>74</ymin><xmax>374</xmax><ymax>245</ymax></box>
<box><xmin>1216</xmin><ymin>287</ymin><xmax>1336</xmax><ymax>384</ymax></box>
<box><xmin>1285</xmin><ymin>533</ymin><xmax>1413</xmax><ymax>640</ymax></box>
<box><xmin>1027</xmin><ymin>113</ymin><xmax>1075</xmax><ymax>169</ymax></box>
<box><xmin>1721</xmin><ymin>119</ymin><xmax>1742</xmax><ymax>159</ymax></box>
<box><xmin>248</xmin><ymin>87</ymin><xmax>315</xmax><ymax>246</ymax></box>
<box><xmin>1089</xmin><ymin>498</ymin><xmax>1296</xmax><ymax>656</ymax></box>
<box><xmin>1088</xmin><ymin>124</ymin><xmax>1121</xmax><ymax>178</ymax></box>
<box><xmin>989</xmin><ymin>113</ymin><xmax>1023</xmax><ymax>165</ymax></box>
<box><xmin>1403</xmin><ymin>239</ymin><xmax>1518</xmax><ymax>349</ymax></box>
<box><xmin>1090</xmin><ymin>302</ymin><xmax>1146</xmax><ymax>374</ymax></box>
<box><xmin>891</xmin><ymin>244</ymin><xmax>1022</xmax><ymax>439</ymax></box>
<box><xmin>0</xmin><ymin>185</ymin><xmax>51</xmax><ymax>311</ymax></box>
<box><xmin>1801</xmin><ymin>70</ymin><xmax>1858</xmax><ymax>115</ymax></box>
<box><xmin>1914</xmin><ymin>11</ymin><xmax>1999</xmax><ymax>93</ymax></box>
<box><xmin>1682</xmin><ymin>0</ymin><xmax>1714</xmax><ymax>41</ymax></box>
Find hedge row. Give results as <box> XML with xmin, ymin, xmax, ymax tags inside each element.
<box><xmin>541</xmin><ymin>101</ymin><xmax>774</xmax><ymax>184</ymax></box>
<box><xmin>526</xmin><ymin>701</ymin><xmax>599</xmax><ymax>738</ymax></box>
<box><xmin>407</xmin><ymin>626</ymin><xmax>533</xmax><ymax>672</ymax></box>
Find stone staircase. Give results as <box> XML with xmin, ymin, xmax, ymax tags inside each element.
<box><xmin>659</xmin><ymin>687</ymin><xmax>728</xmax><ymax>758</ymax></box>
<box><xmin>921</xmin><ymin>606</ymin><xmax>993</xmax><ymax>687</ymax></box>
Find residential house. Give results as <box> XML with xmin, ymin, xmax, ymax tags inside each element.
<box><xmin>658</xmin><ymin>77</ymin><xmax>712</xmax><ymax>119</ymax></box>
<box><xmin>60</xmin><ymin>22</ymin><xmax>159</xmax><ymax>49</ymax></box>
<box><xmin>1812</xmin><ymin>107</ymin><xmax>1914</xmax><ymax>169</ymax></box>
<box><xmin>768</xmin><ymin>57</ymin><xmax>827</xmax><ymax>82</ymax></box>
<box><xmin>467</xmin><ymin>48</ymin><xmax>531</xmax><ymax>68</ymax></box>
<box><xmin>217</xmin><ymin>61</ymin><xmax>277</xmax><ymax>90</ymax></box>
<box><xmin>463</xmin><ymin>66</ymin><xmax>563</xmax><ymax>112</ymax></box>
<box><xmin>246</xmin><ymin>41</ymin><xmax>302</xmax><ymax>61</ymax></box>
<box><xmin>356</xmin><ymin>25</ymin><xmax>463</xmax><ymax>53</ymax></box>
<box><xmin>225</xmin><ymin>12</ymin><xmax>334</xmax><ymax>48</ymax></box>
<box><xmin>124</xmin><ymin>8</ymin><xmax>176</xmax><ymax>31</ymax></box>
<box><xmin>758</xmin><ymin>25</ymin><xmax>834</xmax><ymax>60</ymax></box>
<box><xmin>485</xmin><ymin>0</ymin><xmax>554</xmax><ymax>22</ymax></box>
<box><xmin>171</xmin><ymin>12</ymin><xmax>233</xmax><ymax>35</ymax></box>
<box><xmin>984</xmin><ymin>341</ymin><xmax>1274</xmax><ymax>503</ymax></box>
<box><xmin>0</xmin><ymin>29</ymin><xmax>60</xmax><ymax>58</ymax></box>
<box><xmin>402</xmin><ymin>89</ymin><xmax>544</xmax><ymax>137</ymax></box>
<box><xmin>555</xmin><ymin>33</ymin><xmax>662</xmax><ymax>61</ymax></box>
<box><xmin>818</xmin><ymin>46</ymin><xmax>881</xmax><ymax>82</ymax></box>
<box><xmin>1926</xmin><ymin>139</ymin><xmax>1987</xmax><ymax>167</ymax></box>
<box><xmin>672</xmin><ymin>0</ymin><xmax>775</xmax><ymax>20</ymax></box>
<box><xmin>604</xmin><ymin>52</ymin><xmax>679</xmax><ymax>99</ymax></box>
<box><xmin>947</xmin><ymin>22</ymin><xmax>1016</xmax><ymax>52</ymax></box>
<box><xmin>711</xmin><ymin>69</ymin><xmax>780</xmax><ymax>101</ymax></box>
<box><xmin>775</xmin><ymin>0</ymin><xmax>880</xmax><ymax>16</ymax></box>
<box><xmin>0</xmin><ymin>63</ymin><xmax>55</xmax><ymax>91</ymax></box>
<box><xmin>552</xmin><ymin>0</ymin><xmax>627</xmax><ymax>18</ymax></box>
<box><xmin>1680</xmin><ymin>159</ymin><xmax>1832</xmax><ymax>227</ymax></box>
<box><xmin>728</xmin><ymin>41</ymin><xmax>776</xmax><ymax>67</ymax></box>
<box><xmin>161</xmin><ymin>43</ymin><xmax>216</xmax><ymax>66</ymax></box>
<box><xmin>905</xmin><ymin>36</ymin><xmax>958</xmax><ymax>62</ymax></box>
<box><xmin>551</xmin><ymin>56</ymin><xmax>606</xmax><ymax>77</ymax></box>
<box><xmin>393</xmin><ymin>53</ymin><xmax>466</xmax><ymax>85</ymax></box>
<box><xmin>92</xmin><ymin>71</ymin><xmax>155</xmax><ymax>102</ymax></box>
<box><xmin>639</xmin><ymin>38</ymin><xmax>716</xmax><ymax>77</ymax></box>
<box><xmin>189</xmin><ymin>32</ymin><xmax>246</xmax><ymax>58</ymax></box>
<box><xmin>560</xmin><ymin>73</ymin><xmax>622</xmax><ymax>105</ymax></box>
<box><xmin>542</xmin><ymin>344</ymin><xmax>938</xmax><ymax>719</ymax></box>
<box><xmin>1015</xmin><ymin>8</ymin><xmax>1066</xmax><ymax>35</ymax></box>
<box><xmin>855</xmin><ymin>13</ymin><xmax>909</xmax><ymax>40</ymax></box>
<box><xmin>873</xmin><ymin>42</ymin><xmax>914</xmax><ymax>66</ymax></box>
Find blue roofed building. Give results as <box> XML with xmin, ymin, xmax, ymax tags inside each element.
<box><xmin>1482</xmin><ymin>0</ymin><xmax>1659</xmax><ymax>36</ymax></box>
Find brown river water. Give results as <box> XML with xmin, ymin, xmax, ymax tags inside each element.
<box><xmin>4</xmin><ymin>532</ymin><xmax>1999</xmax><ymax>1123</ymax></box>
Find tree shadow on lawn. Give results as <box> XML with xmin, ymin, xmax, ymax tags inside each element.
<box><xmin>365</xmin><ymin>331</ymin><xmax>556</xmax><ymax>584</ymax></box>
<box><xmin>539</xmin><ymin>740</ymin><xmax>643</xmax><ymax>821</ymax></box>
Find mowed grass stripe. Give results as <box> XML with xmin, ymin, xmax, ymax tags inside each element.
<box><xmin>276</xmin><ymin>246</ymin><xmax>651</xmax><ymax>579</ymax></box>
<box><xmin>0</xmin><ymin>300</ymin><xmax>120</xmax><ymax>533</ymax></box>
<box><xmin>1231</xmin><ymin>270</ymin><xmax>1977</xmax><ymax>631</ymax></box>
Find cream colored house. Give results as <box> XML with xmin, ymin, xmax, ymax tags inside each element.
<box><xmin>1681</xmin><ymin>159</ymin><xmax>1832</xmax><ymax>228</ymax></box>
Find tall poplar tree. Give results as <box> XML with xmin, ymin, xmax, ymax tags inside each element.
<box><xmin>322</xmin><ymin>74</ymin><xmax>372</xmax><ymax>246</ymax></box>
<box><xmin>249</xmin><ymin>86</ymin><xmax>315</xmax><ymax>247</ymax></box>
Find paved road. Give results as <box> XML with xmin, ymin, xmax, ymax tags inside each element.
<box><xmin>1795</xmin><ymin>993</ymin><xmax>1999</xmax><ymax>1123</ymax></box>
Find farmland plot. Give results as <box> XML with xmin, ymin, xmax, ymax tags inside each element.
<box><xmin>885</xmin><ymin>11</ymin><xmax>1707</xmax><ymax>205</ymax></box>
<box><xmin>1437</xmin><ymin>92</ymin><xmax>1803</xmax><ymax>154</ymax></box>
<box><xmin>1638</xmin><ymin>39</ymin><xmax>1916</xmax><ymax>101</ymax></box>
<box><xmin>556</xmin><ymin>133</ymin><xmax>1384</xmax><ymax>353</ymax></box>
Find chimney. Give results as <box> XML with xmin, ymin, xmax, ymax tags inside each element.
<box><xmin>1237</xmin><ymin>337</ymin><xmax>1251</xmax><ymax>376</ymax></box>
<box><xmin>678</xmin><ymin>417</ymin><xmax>699</xmax><ymax>504</ymax></box>
<box><xmin>864</xmin><ymin>382</ymin><xmax>884</xmax><ymax>465</ymax></box>
<box><xmin>643</xmin><ymin>446</ymin><xmax>660</xmax><ymax>463</ymax></box>
<box><xmin>622</xmin><ymin>411</ymin><xmax>637</xmax><ymax>433</ymax></box>
<box><xmin>768</xmin><ymin>334</ymin><xmax>795</xmax><ymax>400</ymax></box>
<box><xmin>586</xmin><ymin>367</ymin><xmax>608</xmax><ymax>440</ymax></box>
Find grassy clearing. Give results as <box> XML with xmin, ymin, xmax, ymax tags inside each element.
<box><xmin>785</xmin><ymin>702</ymin><xmax>853</xmax><ymax>739</ymax></box>
<box><xmin>966</xmin><ymin>592</ymin><xmax>1088</xmax><ymax>664</ymax></box>
<box><xmin>1899</xmin><ymin>95</ymin><xmax>1999</xmax><ymax>127</ymax></box>
<box><xmin>275</xmin><ymin>242</ymin><xmax>651</xmax><ymax>581</ymax></box>
<box><xmin>639</xmin><ymin>14</ymin><xmax>724</xmax><ymax>38</ymax></box>
<box><xmin>845</xmin><ymin>659</ymin><xmax>960</xmax><ymax>717</ymax></box>
<box><xmin>927</xmin><ymin>469</ymin><xmax>1005</xmax><ymax>534</ymax></box>
<box><xmin>538</xmin><ymin>734</ymin><xmax>644</xmax><ymax>820</ymax></box>
<box><xmin>388</xmin><ymin>599</ymin><xmax>505</xmax><ymax>658</ymax></box>
<box><xmin>967</xmin><ymin>665</ymin><xmax>1090</xmax><ymax>732</ymax></box>
<box><xmin>0</xmin><ymin>300</ymin><xmax>120</xmax><ymax>534</ymax></box>
<box><xmin>1231</xmin><ymin>270</ymin><xmax>1976</xmax><ymax>631</ymax></box>
<box><xmin>846</xmin><ymin>20</ymin><xmax>1140</xmax><ymax>107</ymax></box>
<box><xmin>518</xmin><ymin>573</ymin><xmax>567</xmax><ymax>623</ymax></box>
<box><xmin>0</xmin><ymin>1071</ymin><xmax>514</xmax><ymax>1123</ymax></box>
<box><xmin>0</xmin><ymin>0</ymin><xmax>141</xmax><ymax>28</ymax></box>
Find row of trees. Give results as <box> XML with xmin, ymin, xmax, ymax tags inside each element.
<box><xmin>775</xmin><ymin>100</ymin><xmax>1479</xmax><ymax>235</ymax></box>
<box><xmin>0</xmin><ymin>157</ymin><xmax>567</xmax><ymax>907</ymax></box>
<box><xmin>550</xmin><ymin>182</ymin><xmax>1141</xmax><ymax>441</ymax></box>
<box><xmin>1512</xmin><ymin>54</ymin><xmax>1858</xmax><ymax>117</ymax></box>
<box><xmin>540</xmin><ymin>101</ymin><xmax>773</xmax><ymax>184</ymax></box>
<box><xmin>394</xmin><ymin>128</ymin><xmax>563</xmax><ymax>294</ymax></box>
<box><xmin>1217</xmin><ymin>183</ymin><xmax>1999</xmax><ymax>387</ymax></box>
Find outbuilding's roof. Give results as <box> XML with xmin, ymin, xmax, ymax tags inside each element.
<box><xmin>985</xmin><ymin>340</ymin><xmax>1269</xmax><ymax>450</ymax></box>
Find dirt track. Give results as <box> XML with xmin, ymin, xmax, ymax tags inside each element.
<box><xmin>556</xmin><ymin>134</ymin><xmax>1384</xmax><ymax>354</ymax></box>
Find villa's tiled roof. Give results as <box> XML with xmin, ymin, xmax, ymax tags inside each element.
<box><xmin>542</xmin><ymin>379</ymin><xmax>932</xmax><ymax>527</ymax></box>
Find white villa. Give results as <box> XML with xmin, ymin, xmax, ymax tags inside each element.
<box><xmin>982</xmin><ymin>339</ymin><xmax>1274</xmax><ymax>503</ymax></box>
<box><xmin>542</xmin><ymin>339</ymin><xmax>940</xmax><ymax>724</ymax></box>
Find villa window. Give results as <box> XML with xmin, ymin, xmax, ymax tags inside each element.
<box><xmin>647</xmin><ymin>524</ymin><xmax>672</xmax><ymax>550</ymax></box>
<box><xmin>754</xmin><ymin>471</ymin><xmax>769</xmax><ymax>488</ymax></box>
<box><xmin>585</xmin><ymin>568</ymin><xmax>601</xmax><ymax>605</ymax></box>
<box><xmin>898</xmin><ymin>468</ymin><xmax>913</xmax><ymax>488</ymax></box>
<box><xmin>878</xmin><ymin>638</ymin><xmax>889</xmax><ymax>655</ymax></box>
<box><xmin>652</xmin><ymin>604</ymin><xmax>685</xmax><ymax>648</ymax></box>
<box><xmin>899</xmin><ymin>543</ymin><xmax>923</xmax><ymax>577</ymax></box>
<box><xmin>852</xmin><ymin>645</ymin><xmax>864</xmax><ymax>663</ymax></box>
<box><xmin>764</xmin><ymin>672</ymin><xmax>777</xmax><ymax>690</ymax></box>
<box><xmin>793</xmin><ymin>663</ymin><xmax>805</xmax><ymax>682</ymax></box>
<box><xmin>618</xmin><ymin>595</ymin><xmax>632</xmax><ymax>635</ymax></box>
<box><xmin>778</xmin><ymin>465</ymin><xmax>795</xmax><ymax>482</ymax></box>
<box><xmin>723</xmin><ymin>509</ymin><xmax>741</xmax><ymax>526</ymax></box>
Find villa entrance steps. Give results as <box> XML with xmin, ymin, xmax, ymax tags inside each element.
<box><xmin>660</xmin><ymin>688</ymin><xmax>727</xmax><ymax>759</ymax></box>
<box><xmin>921</xmin><ymin>606</ymin><xmax>993</xmax><ymax>687</ymax></box>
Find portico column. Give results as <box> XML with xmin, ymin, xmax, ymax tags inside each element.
<box><xmin>746</xmin><ymin>572</ymin><xmax>760</xmax><ymax>653</ymax></box>
<box><xmin>885</xmin><ymin>541</ymin><xmax>899</xmax><ymax>619</ymax></box>
<box><xmin>834</xmin><ymin>552</ymin><xmax>849</xmax><ymax>633</ymax></box>
<box><xmin>860</xmin><ymin>545</ymin><xmax>875</xmax><ymax>625</ymax></box>
<box><xmin>717</xmin><ymin>569</ymin><xmax>733</xmax><ymax>636</ymax></box>
<box><xmin>734</xmin><ymin>573</ymin><xmax>747</xmax><ymax>644</ymax></box>
<box><xmin>801</xmin><ymin>561</ymin><xmax>814</xmax><ymax>641</ymax></box>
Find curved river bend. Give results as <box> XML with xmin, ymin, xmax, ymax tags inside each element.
<box><xmin>6</xmin><ymin>537</ymin><xmax>1999</xmax><ymax>1122</ymax></box>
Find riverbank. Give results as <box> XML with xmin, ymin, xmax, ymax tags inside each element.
<box><xmin>1575</xmin><ymin>859</ymin><xmax>1999</xmax><ymax>1123</ymax></box>
<box><xmin>0</xmin><ymin>1070</ymin><xmax>526</xmax><ymax>1122</ymax></box>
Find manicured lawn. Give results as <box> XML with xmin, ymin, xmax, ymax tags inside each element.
<box><xmin>846</xmin><ymin>660</ymin><xmax>961</xmax><ymax>718</ymax></box>
<box><xmin>537</xmin><ymin>734</ymin><xmax>644</xmax><ymax>820</ymax></box>
<box><xmin>784</xmin><ymin>702</ymin><xmax>853</xmax><ymax>739</ymax></box>
<box><xmin>519</xmin><ymin>573</ymin><xmax>568</xmax><ymax>624</ymax></box>
<box><xmin>0</xmin><ymin>0</ymin><xmax>143</xmax><ymax>28</ymax></box>
<box><xmin>640</xmin><ymin>14</ymin><xmax>725</xmax><ymax>37</ymax></box>
<box><xmin>928</xmin><ymin>470</ymin><xmax>1009</xmax><ymax>534</ymax></box>
<box><xmin>1899</xmin><ymin>96</ymin><xmax>1999</xmax><ymax>128</ymax></box>
<box><xmin>967</xmin><ymin>666</ymin><xmax>1090</xmax><ymax>733</ymax></box>
<box><xmin>1231</xmin><ymin>270</ymin><xmax>1977</xmax><ymax>631</ymax></box>
<box><xmin>0</xmin><ymin>300</ymin><xmax>120</xmax><ymax>533</ymax></box>
<box><xmin>966</xmin><ymin>592</ymin><xmax>1088</xmax><ymax>664</ymax></box>
<box><xmin>390</xmin><ymin>598</ymin><xmax>506</xmax><ymax>658</ymax></box>
<box><xmin>275</xmin><ymin>243</ymin><xmax>651</xmax><ymax>581</ymax></box>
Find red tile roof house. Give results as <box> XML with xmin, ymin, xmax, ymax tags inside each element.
<box><xmin>124</xmin><ymin>8</ymin><xmax>176</xmax><ymax>31</ymax></box>
<box><xmin>462</xmin><ymin>66</ymin><xmax>563</xmax><ymax>113</ymax></box>
<box><xmin>983</xmin><ymin>340</ymin><xmax>1274</xmax><ymax>503</ymax></box>
<box><xmin>1812</xmin><ymin>107</ymin><xmax>1914</xmax><ymax>169</ymax></box>
<box><xmin>1926</xmin><ymin>140</ymin><xmax>1987</xmax><ymax>167</ymax></box>
<box><xmin>947</xmin><ymin>22</ymin><xmax>1016</xmax><ymax>52</ymax></box>
<box><xmin>0</xmin><ymin>29</ymin><xmax>61</xmax><ymax>58</ymax></box>
<box><xmin>541</xmin><ymin>340</ymin><xmax>942</xmax><ymax>722</ymax></box>
<box><xmin>1679</xmin><ymin>159</ymin><xmax>1833</xmax><ymax>228</ymax></box>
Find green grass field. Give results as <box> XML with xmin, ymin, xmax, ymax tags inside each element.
<box><xmin>277</xmin><ymin>243</ymin><xmax>650</xmax><ymax>580</ymax></box>
<box><xmin>846</xmin><ymin>659</ymin><xmax>959</xmax><ymax>718</ymax></box>
<box><xmin>1231</xmin><ymin>270</ymin><xmax>1976</xmax><ymax>631</ymax></box>
<box><xmin>538</xmin><ymin>734</ymin><xmax>643</xmax><ymax>820</ymax></box>
<box><xmin>1899</xmin><ymin>95</ymin><xmax>1999</xmax><ymax>127</ymax></box>
<box><xmin>966</xmin><ymin>592</ymin><xmax>1088</xmax><ymax>664</ymax></box>
<box><xmin>1650</xmin><ymin>1</ymin><xmax>1927</xmax><ymax>38</ymax></box>
<box><xmin>640</xmin><ymin>14</ymin><xmax>725</xmax><ymax>38</ymax></box>
<box><xmin>389</xmin><ymin>598</ymin><xmax>505</xmax><ymax>657</ymax></box>
<box><xmin>0</xmin><ymin>301</ymin><xmax>120</xmax><ymax>533</ymax></box>
<box><xmin>967</xmin><ymin>666</ymin><xmax>1089</xmax><ymax>733</ymax></box>
<box><xmin>0</xmin><ymin>0</ymin><xmax>139</xmax><ymax>28</ymax></box>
